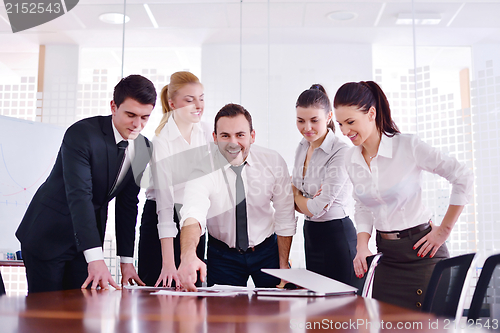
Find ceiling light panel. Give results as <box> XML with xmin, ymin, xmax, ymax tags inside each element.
<box><xmin>396</xmin><ymin>13</ymin><xmax>442</xmax><ymax>26</ymax></box>
<box><xmin>143</xmin><ymin>4</ymin><xmax>159</xmax><ymax>29</ymax></box>
<box><xmin>99</xmin><ymin>13</ymin><xmax>130</xmax><ymax>25</ymax></box>
<box><xmin>380</xmin><ymin>2</ymin><xmax>462</xmax><ymax>28</ymax></box>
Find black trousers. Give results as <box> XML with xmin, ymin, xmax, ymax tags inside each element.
<box><xmin>304</xmin><ymin>216</ymin><xmax>360</xmax><ymax>288</ymax></box>
<box><xmin>22</xmin><ymin>244</ymin><xmax>88</xmax><ymax>293</ymax></box>
<box><xmin>207</xmin><ymin>234</ymin><xmax>280</xmax><ymax>287</ymax></box>
<box><xmin>138</xmin><ymin>199</ymin><xmax>206</xmax><ymax>286</ymax></box>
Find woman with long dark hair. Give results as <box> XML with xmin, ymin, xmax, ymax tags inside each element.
<box><xmin>334</xmin><ymin>81</ymin><xmax>473</xmax><ymax>309</ymax></box>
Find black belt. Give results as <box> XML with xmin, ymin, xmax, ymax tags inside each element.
<box><xmin>377</xmin><ymin>222</ymin><xmax>431</xmax><ymax>240</ymax></box>
<box><xmin>208</xmin><ymin>234</ymin><xmax>275</xmax><ymax>254</ymax></box>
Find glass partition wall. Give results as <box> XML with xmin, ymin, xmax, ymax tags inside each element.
<box><xmin>1</xmin><ymin>0</ymin><xmax>500</xmax><ymax>294</ymax></box>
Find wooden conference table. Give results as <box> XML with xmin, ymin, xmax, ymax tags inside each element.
<box><xmin>0</xmin><ymin>288</ymin><xmax>475</xmax><ymax>333</ymax></box>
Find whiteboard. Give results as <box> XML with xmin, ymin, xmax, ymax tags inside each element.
<box><xmin>0</xmin><ymin>115</ymin><xmax>65</xmax><ymax>254</ymax></box>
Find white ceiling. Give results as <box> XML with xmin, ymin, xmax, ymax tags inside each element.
<box><xmin>0</xmin><ymin>1</ymin><xmax>499</xmax><ymax>51</ymax></box>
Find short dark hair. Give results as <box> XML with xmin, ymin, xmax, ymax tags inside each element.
<box><xmin>113</xmin><ymin>75</ymin><xmax>157</xmax><ymax>108</ymax></box>
<box><xmin>214</xmin><ymin>103</ymin><xmax>253</xmax><ymax>134</ymax></box>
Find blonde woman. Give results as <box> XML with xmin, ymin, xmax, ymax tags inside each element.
<box><xmin>138</xmin><ymin>72</ymin><xmax>211</xmax><ymax>287</ymax></box>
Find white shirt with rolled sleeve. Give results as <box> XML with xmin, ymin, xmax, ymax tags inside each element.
<box><xmin>180</xmin><ymin>145</ymin><xmax>296</xmax><ymax>248</ymax></box>
<box><xmin>150</xmin><ymin>119</ymin><xmax>212</xmax><ymax>239</ymax></box>
<box><xmin>345</xmin><ymin>133</ymin><xmax>474</xmax><ymax>235</ymax></box>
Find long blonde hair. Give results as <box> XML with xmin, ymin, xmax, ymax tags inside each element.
<box><xmin>155</xmin><ymin>71</ymin><xmax>202</xmax><ymax>136</ymax></box>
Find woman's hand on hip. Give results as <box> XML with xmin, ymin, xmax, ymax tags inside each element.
<box><xmin>413</xmin><ymin>221</ymin><xmax>450</xmax><ymax>258</ymax></box>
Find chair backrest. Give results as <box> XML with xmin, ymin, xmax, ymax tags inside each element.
<box><xmin>357</xmin><ymin>253</ymin><xmax>382</xmax><ymax>298</ymax></box>
<box><xmin>467</xmin><ymin>253</ymin><xmax>500</xmax><ymax>321</ymax></box>
<box><xmin>0</xmin><ymin>271</ymin><xmax>5</xmax><ymax>296</ymax></box>
<box><xmin>422</xmin><ymin>253</ymin><xmax>476</xmax><ymax>319</ymax></box>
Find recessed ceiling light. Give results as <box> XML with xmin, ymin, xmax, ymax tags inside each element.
<box><xmin>327</xmin><ymin>11</ymin><xmax>358</xmax><ymax>22</ymax></box>
<box><xmin>396</xmin><ymin>13</ymin><xmax>441</xmax><ymax>25</ymax></box>
<box><xmin>99</xmin><ymin>13</ymin><xmax>130</xmax><ymax>25</ymax></box>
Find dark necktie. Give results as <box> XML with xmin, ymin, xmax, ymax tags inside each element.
<box><xmin>110</xmin><ymin>140</ymin><xmax>128</xmax><ymax>194</ymax></box>
<box><xmin>230</xmin><ymin>163</ymin><xmax>248</xmax><ymax>251</ymax></box>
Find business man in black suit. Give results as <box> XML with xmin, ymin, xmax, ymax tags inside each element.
<box><xmin>16</xmin><ymin>75</ymin><xmax>156</xmax><ymax>293</ymax></box>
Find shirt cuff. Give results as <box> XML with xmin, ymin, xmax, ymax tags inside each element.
<box><xmin>274</xmin><ymin>217</ymin><xmax>298</xmax><ymax>237</ymax></box>
<box><xmin>120</xmin><ymin>256</ymin><xmax>134</xmax><ymax>264</ymax></box>
<box><xmin>356</xmin><ymin>224</ymin><xmax>373</xmax><ymax>234</ymax></box>
<box><xmin>157</xmin><ymin>210</ymin><xmax>179</xmax><ymax>239</ymax></box>
<box><xmin>449</xmin><ymin>192</ymin><xmax>472</xmax><ymax>206</ymax></box>
<box><xmin>306</xmin><ymin>198</ymin><xmax>322</xmax><ymax>217</ymax></box>
<box><xmin>306</xmin><ymin>199</ymin><xmax>329</xmax><ymax>219</ymax></box>
<box><xmin>157</xmin><ymin>222</ymin><xmax>179</xmax><ymax>239</ymax></box>
<box><xmin>180</xmin><ymin>211</ymin><xmax>206</xmax><ymax>230</ymax></box>
<box><xmin>83</xmin><ymin>247</ymin><xmax>104</xmax><ymax>263</ymax></box>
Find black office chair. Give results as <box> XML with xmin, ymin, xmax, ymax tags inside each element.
<box><xmin>422</xmin><ymin>253</ymin><xmax>476</xmax><ymax>319</ymax></box>
<box><xmin>467</xmin><ymin>253</ymin><xmax>500</xmax><ymax>321</ymax></box>
<box><xmin>357</xmin><ymin>253</ymin><xmax>383</xmax><ymax>297</ymax></box>
<box><xmin>0</xmin><ymin>271</ymin><xmax>6</xmax><ymax>296</ymax></box>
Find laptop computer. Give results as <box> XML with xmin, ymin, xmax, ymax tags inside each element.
<box><xmin>255</xmin><ymin>269</ymin><xmax>358</xmax><ymax>297</ymax></box>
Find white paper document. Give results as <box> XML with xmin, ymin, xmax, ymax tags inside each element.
<box><xmin>124</xmin><ymin>285</ymin><xmax>175</xmax><ymax>291</ymax></box>
<box><xmin>151</xmin><ymin>284</ymin><xmax>252</xmax><ymax>297</ymax></box>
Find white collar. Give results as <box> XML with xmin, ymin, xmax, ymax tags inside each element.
<box><xmin>111</xmin><ymin>119</ymin><xmax>129</xmax><ymax>144</ymax></box>
<box><xmin>299</xmin><ymin>128</ymin><xmax>336</xmax><ymax>154</ymax></box>
<box><xmin>352</xmin><ymin>133</ymin><xmax>394</xmax><ymax>166</ymax></box>
<box><xmin>164</xmin><ymin>117</ymin><xmax>203</xmax><ymax>142</ymax></box>
<box><xmin>377</xmin><ymin>134</ymin><xmax>394</xmax><ymax>158</ymax></box>
<box><xmin>219</xmin><ymin>147</ymin><xmax>254</xmax><ymax>171</ymax></box>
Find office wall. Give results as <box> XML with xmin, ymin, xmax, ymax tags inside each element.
<box><xmin>202</xmin><ymin>43</ymin><xmax>372</xmax><ymax>165</ymax></box>
<box><xmin>0</xmin><ymin>115</ymin><xmax>65</xmax><ymax>254</ymax></box>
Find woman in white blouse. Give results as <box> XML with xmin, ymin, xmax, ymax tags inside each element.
<box><xmin>138</xmin><ymin>72</ymin><xmax>212</xmax><ymax>287</ymax></box>
<box><xmin>292</xmin><ymin>84</ymin><xmax>359</xmax><ymax>288</ymax></box>
<box><xmin>334</xmin><ymin>81</ymin><xmax>473</xmax><ymax>310</ymax></box>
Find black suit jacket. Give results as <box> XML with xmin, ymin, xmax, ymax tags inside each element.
<box><xmin>16</xmin><ymin>115</ymin><xmax>153</xmax><ymax>260</ymax></box>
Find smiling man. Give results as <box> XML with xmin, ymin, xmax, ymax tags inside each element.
<box><xmin>16</xmin><ymin>75</ymin><xmax>156</xmax><ymax>293</ymax></box>
<box><xmin>177</xmin><ymin>103</ymin><xmax>296</xmax><ymax>291</ymax></box>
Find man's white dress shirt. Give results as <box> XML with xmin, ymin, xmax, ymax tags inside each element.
<box><xmin>180</xmin><ymin>145</ymin><xmax>297</xmax><ymax>248</ymax></box>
